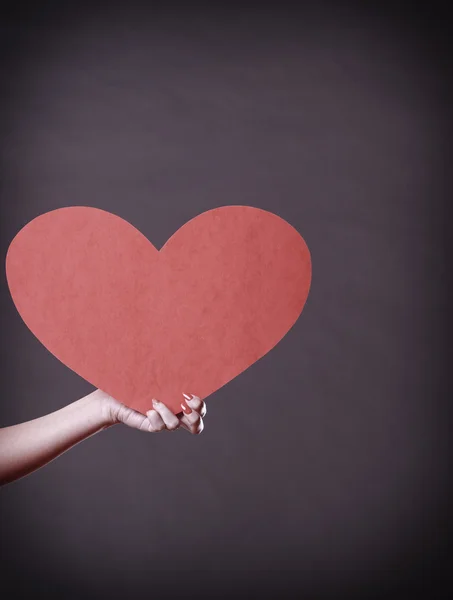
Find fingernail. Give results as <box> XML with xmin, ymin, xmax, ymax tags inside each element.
<box><xmin>182</xmin><ymin>393</ymin><xmax>191</xmax><ymax>400</ymax></box>
<box><xmin>181</xmin><ymin>402</ymin><xmax>192</xmax><ymax>414</ymax></box>
<box><xmin>152</xmin><ymin>399</ymin><xmax>159</xmax><ymax>406</ymax></box>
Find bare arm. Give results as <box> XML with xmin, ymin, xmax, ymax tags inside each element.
<box><xmin>0</xmin><ymin>390</ymin><xmax>206</xmax><ymax>486</ymax></box>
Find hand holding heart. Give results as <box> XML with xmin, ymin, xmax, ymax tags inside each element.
<box><xmin>1</xmin><ymin>205</ymin><xmax>310</xmax><ymax>486</ymax></box>
<box><xmin>102</xmin><ymin>390</ymin><xmax>206</xmax><ymax>435</ymax></box>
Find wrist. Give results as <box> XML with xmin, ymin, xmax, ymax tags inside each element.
<box><xmin>85</xmin><ymin>389</ymin><xmax>118</xmax><ymax>429</ymax></box>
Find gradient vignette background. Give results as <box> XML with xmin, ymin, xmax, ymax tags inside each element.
<box><xmin>1</xmin><ymin>2</ymin><xmax>451</xmax><ymax>599</ymax></box>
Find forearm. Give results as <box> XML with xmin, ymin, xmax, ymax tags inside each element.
<box><xmin>0</xmin><ymin>389</ymin><xmax>113</xmax><ymax>486</ymax></box>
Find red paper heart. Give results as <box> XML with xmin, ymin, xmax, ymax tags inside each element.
<box><xmin>6</xmin><ymin>206</ymin><xmax>311</xmax><ymax>414</ymax></box>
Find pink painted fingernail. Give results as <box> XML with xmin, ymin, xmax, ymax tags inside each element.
<box><xmin>181</xmin><ymin>403</ymin><xmax>191</xmax><ymax>414</ymax></box>
<box><xmin>182</xmin><ymin>393</ymin><xmax>191</xmax><ymax>400</ymax></box>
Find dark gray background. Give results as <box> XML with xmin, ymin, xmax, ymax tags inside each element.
<box><xmin>1</xmin><ymin>3</ymin><xmax>451</xmax><ymax>599</ymax></box>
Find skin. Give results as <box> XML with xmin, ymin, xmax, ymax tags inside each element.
<box><xmin>0</xmin><ymin>390</ymin><xmax>206</xmax><ymax>487</ymax></box>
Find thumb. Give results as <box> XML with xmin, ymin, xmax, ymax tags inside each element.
<box><xmin>114</xmin><ymin>403</ymin><xmax>154</xmax><ymax>432</ymax></box>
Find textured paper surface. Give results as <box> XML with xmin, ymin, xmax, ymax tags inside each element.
<box><xmin>6</xmin><ymin>206</ymin><xmax>312</xmax><ymax>414</ymax></box>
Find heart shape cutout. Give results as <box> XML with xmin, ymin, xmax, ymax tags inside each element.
<box><xmin>6</xmin><ymin>206</ymin><xmax>311</xmax><ymax>414</ymax></box>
